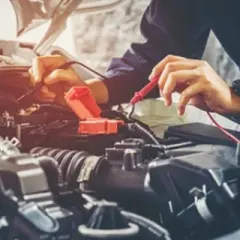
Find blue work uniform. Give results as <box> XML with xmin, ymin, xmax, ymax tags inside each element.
<box><xmin>102</xmin><ymin>0</ymin><xmax>240</xmax><ymax>106</ymax></box>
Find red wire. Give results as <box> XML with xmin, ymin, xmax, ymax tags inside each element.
<box><xmin>130</xmin><ymin>75</ymin><xmax>160</xmax><ymax>104</ymax></box>
<box><xmin>207</xmin><ymin>111</ymin><xmax>240</xmax><ymax>143</ymax></box>
<box><xmin>129</xmin><ymin>74</ymin><xmax>240</xmax><ymax>144</ymax></box>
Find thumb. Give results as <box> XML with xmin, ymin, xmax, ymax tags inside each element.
<box><xmin>31</xmin><ymin>57</ymin><xmax>44</xmax><ymax>83</ymax></box>
<box><xmin>31</xmin><ymin>55</ymin><xmax>66</xmax><ymax>84</ymax></box>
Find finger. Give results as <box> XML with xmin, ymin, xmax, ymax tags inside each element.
<box><xmin>31</xmin><ymin>57</ymin><xmax>45</xmax><ymax>83</ymax></box>
<box><xmin>35</xmin><ymin>90</ymin><xmax>55</xmax><ymax>102</ymax></box>
<box><xmin>178</xmin><ymin>82</ymin><xmax>205</xmax><ymax>115</ymax></box>
<box><xmin>28</xmin><ymin>68</ymin><xmax>35</xmax><ymax>86</ymax></box>
<box><xmin>158</xmin><ymin>60</ymin><xmax>200</xmax><ymax>90</ymax></box>
<box><xmin>31</xmin><ymin>55</ymin><xmax>66</xmax><ymax>84</ymax></box>
<box><xmin>37</xmin><ymin>55</ymin><xmax>66</xmax><ymax>69</ymax></box>
<box><xmin>162</xmin><ymin>69</ymin><xmax>201</xmax><ymax>106</ymax></box>
<box><xmin>44</xmin><ymin>69</ymin><xmax>75</xmax><ymax>85</ymax></box>
<box><xmin>149</xmin><ymin>55</ymin><xmax>186</xmax><ymax>79</ymax></box>
<box><xmin>36</xmin><ymin>95</ymin><xmax>55</xmax><ymax>102</ymax></box>
<box><xmin>39</xmin><ymin>86</ymin><xmax>56</xmax><ymax>99</ymax></box>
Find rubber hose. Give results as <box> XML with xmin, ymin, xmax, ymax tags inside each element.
<box><xmin>121</xmin><ymin>210</ymin><xmax>171</xmax><ymax>240</ymax></box>
<box><xmin>30</xmin><ymin>147</ymin><xmax>99</xmax><ymax>190</ymax></box>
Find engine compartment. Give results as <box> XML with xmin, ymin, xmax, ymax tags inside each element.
<box><xmin>1</xmin><ymin>57</ymin><xmax>240</xmax><ymax>240</ymax></box>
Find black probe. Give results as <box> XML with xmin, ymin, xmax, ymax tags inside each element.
<box><xmin>17</xmin><ymin>60</ymin><xmax>108</xmax><ymax>103</ymax></box>
<box><xmin>17</xmin><ymin>61</ymin><xmax>77</xmax><ymax>102</ymax></box>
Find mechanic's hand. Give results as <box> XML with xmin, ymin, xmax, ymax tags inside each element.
<box><xmin>149</xmin><ymin>55</ymin><xmax>240</xmax><ymax>115</ymax></box>
<box><xmin>29</xmin><ymin>55</ymin><xmax>87</xmax><ymax>105</ymax></box>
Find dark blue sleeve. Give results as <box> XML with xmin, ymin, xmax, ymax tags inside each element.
<box><xmin>103</xmin><ymin>0</ymin><xmax>210</xmax><ymax>106</ymax></box>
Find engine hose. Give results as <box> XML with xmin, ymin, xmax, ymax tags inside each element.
<box><xmin>34</xmin><ymin>147</ymin><xmax>53</xmax><ymax>156</ymax></box>
<box><xmin>59</xmin><ymin>150</ymin><xmax>79</xmax><ymax>180</ymax></box>
<box><xmin>54</xmin><ymin>149</ymin><xmax>73</xmax><ymax>165</ymax></box>
<box><xmin>81</xmin><ymin>194</ymin><xmax>170</xmax><ymax>240</ymax></box>
<box><xmin>35</xmin><ymin>155</ymin><xmax>63</xmax><ymax>193</ymax></box>
<box><xmin>65</xmin><ymin>152</ymin><xmax>90</xmax><ymax>189</ymax></box>
<box><xmin>121</xmin><ymin>210</ymin><xmax>171</xmax><ymax>240</ymax></box>
<box><xmin>30</xmin><ymin>147</ymin><xmax>103</xmax><ymax>190</ymax></box>
<box><xmin>128</xmin><ymin>123</ymin><xmax>163</xmax><ymax>149</ymax></box>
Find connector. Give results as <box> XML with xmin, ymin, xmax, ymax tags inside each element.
<box><xmin>65</xmin><ymin>87</ymin><xmax>124</xmax><ymax>135</ymax></box>
<box><xmin>78</xmin><ymin>119</ymin><xmax>124</xmax><ymax>135</ymax></box>
<box><xmin>65</xmin><ymin>87</ymin><xmax>101</xmax><ymax>119</ymax></box>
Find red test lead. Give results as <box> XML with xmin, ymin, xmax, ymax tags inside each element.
<box><xmin>130</xmin><ymin>75</ymin><xmax>160</xmax><ymax>104</ymax></box>
<box><xmin>129</xmin><ymin>71</ymin><xmax>240</xmax><ymax>144</ymax></box>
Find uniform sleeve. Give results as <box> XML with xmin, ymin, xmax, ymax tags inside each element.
<box><xmin>103</xmin><ymin>0</ymin><xmax>210</xmax><ymax>106</ymax></box>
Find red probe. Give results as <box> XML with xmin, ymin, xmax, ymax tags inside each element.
<box><xmin>130</xmin><ymin>75</ymin><xmax>160</xmax><ymax>104</ymax></box>
<box><xmin>129</xmin><ymin>74</ymin><xmax>240</xmax><ymax>144</ymax></box>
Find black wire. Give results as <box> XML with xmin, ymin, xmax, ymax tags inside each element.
<box><xmin>100</xmin><ymin>109</ymin><xmax>131</xmax><ymax>122</ymax></box>
<box><xmin>128</xmin><ymin>104</ymin><xmax>135</xmax><ymax>119</ymax></box>
<box><xmin>128</xmin><ymin>122</ymin><xmax>160</xmax><ymax>146</ymax></box>
<box><xmin>144</xmin><ymin>144</ymin><xmax>165</xmax><ymax>153</ymax></box>
<box><xmin>65</xmin><ymin>60</ymin><xmax>108</xmax><ymax>80</ymax></box>
<box><xmin>29</xmin><ymin>120</ymin><xmax>75</xmax><ymax>147</ymax></box>
<box><xmin>37</xmin><ymin>103</ymin><xmax>72</xmax><ymax>113</ymax></box>
<box><xmin>18</xmin><ymin>60</ymin><xmax>108</xmax><ymax>103</ymax></box>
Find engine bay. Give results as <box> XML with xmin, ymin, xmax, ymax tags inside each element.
<box><xmin>1</xmin><ymin>61</ymin><xmax>240</xmax><ymax>240</ymax></box>
<box><xmin>2</xmin><ymin>1</ymin><xmax>240</xmax><ymax>239</ymax></box>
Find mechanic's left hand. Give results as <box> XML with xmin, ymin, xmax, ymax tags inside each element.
<box><xmin>29</xmin><ymin>55</ymin><xmax>87</xmax><ymax>105</ymax></box>
<box><xmin>149</xmin><ymin>55</ymin><xmax>240</xmax><ymax>116</ymax></box>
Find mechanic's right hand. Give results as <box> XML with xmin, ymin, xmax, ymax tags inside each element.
<box><xmin>29</xmin><ymin>55</ymin><xmax>87</xmax><ymax>105</ymax></box>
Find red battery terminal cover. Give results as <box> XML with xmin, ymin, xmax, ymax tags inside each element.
<box><xmin>78</xmin><ymin>118</ymin><xmax>124</xmax><ymax>135</ymax></box>
<box><xmin>65</xmin><ymin>87</ymin><xmax>124</xmax><ymax>135</ymax></box>
<box><xmin>65</xmin><ymin>86</ymin><xmax>102</xmax><ymax>119</ymax></box>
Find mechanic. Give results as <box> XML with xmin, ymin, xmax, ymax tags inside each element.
<box><xmin>29</xmin><ymin>0</ymin><xmax>240</xmax><ymax>117</ymax></box>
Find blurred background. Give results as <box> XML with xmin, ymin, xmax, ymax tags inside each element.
<box><xmin>71</xmin><ymin>0</ymin><xmax>240</xmax><ymax>85</ymax></box>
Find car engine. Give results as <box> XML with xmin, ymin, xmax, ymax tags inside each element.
<box><xmin>1</xmin><ymin>1</ymin><xmax>240</xmax><ymax>239</ymax></box>
<box><xmin>1</xmin><ymin>62</ymin><xmax>240</xmax><ymax>240</ymax></box>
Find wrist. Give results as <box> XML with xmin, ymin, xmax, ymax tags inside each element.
<box><xmin>86</xmin><ymin>78</ymin><xmax>109</xmax><ymax>104</ymax></box>
<box><xmin>228</xmin><ymin>88</ymin><xmax>240</xmax><ymax>114</ymax></box>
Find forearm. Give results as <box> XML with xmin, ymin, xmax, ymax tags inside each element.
<box><xmin>87</xmin><ymin>0</ymin><xmax>210</xmax><ymax>106</ymax></box>
<box><xmin>86</xmin><ymin>78</ymin><xmax>109</xmax><ymax>104</ymax></box>
<box><xmin>86</xmin><ymin>66</ymin><xmax>158</xmax><ymax>106</ymax></box>
<box><xmin>213</xmin><ymin>87</ymin><xmax>240</xmax><ymax>124</ymax></box>
<box><xmin>230</xmin><ymin>90</ymin><xmax>240</xmax><ymax>114</ymax></box>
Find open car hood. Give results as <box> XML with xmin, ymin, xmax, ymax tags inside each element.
<box><xmin>10</xmin><ymin>0</ymin><xmax>125</xmax><ymax>55</ymax></box>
